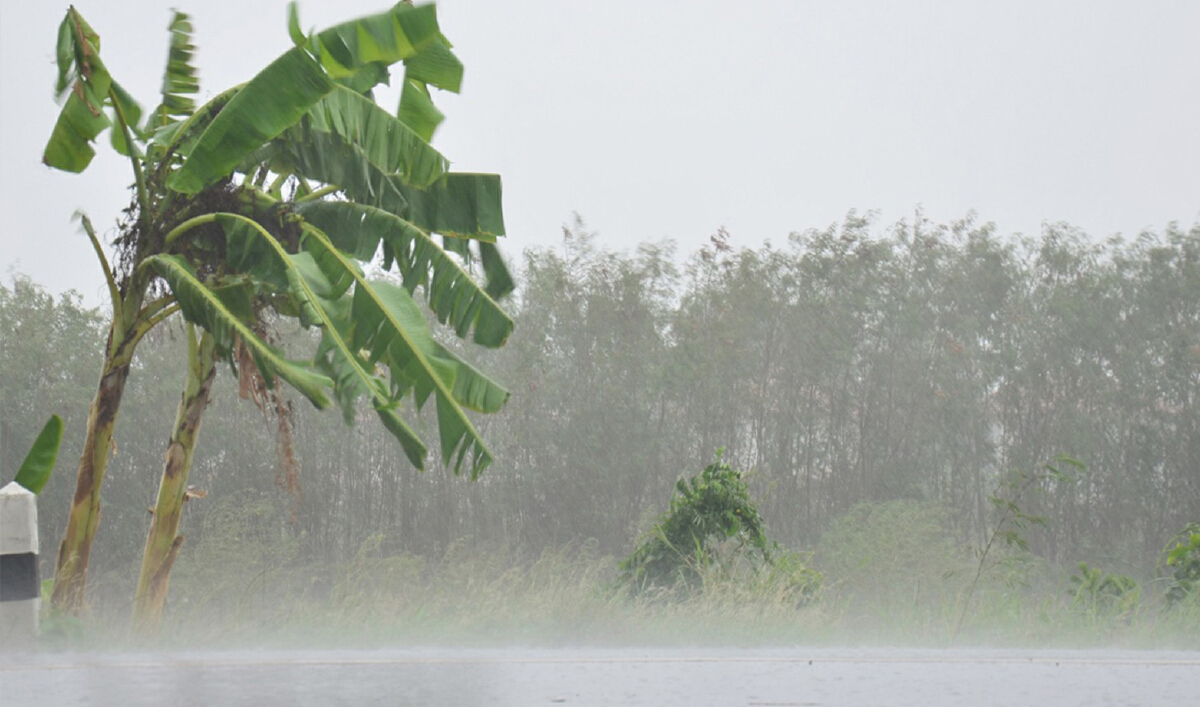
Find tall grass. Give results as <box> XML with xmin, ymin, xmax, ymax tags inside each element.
<box><xmin>38</xmin><ymin>500</ymin><xmax>1200</xmax><ymax>651</ymax></box>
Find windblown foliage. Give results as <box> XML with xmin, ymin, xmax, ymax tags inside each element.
<box><xmin>619</xmin><ymin>451</ymin><xmax>775</xmax><ymax>591</ymax></box>
<box><xmin>40</xmin><ymin>2</ymin><xmax>513</xmax><ymax>617</ymax></box>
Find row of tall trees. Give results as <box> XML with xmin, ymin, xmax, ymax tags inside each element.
<box><xmin>5</xmin><ymin>214</ymin><xmax>1198</xmax><ymax>603</ymax></box>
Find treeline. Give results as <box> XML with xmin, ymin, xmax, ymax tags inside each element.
<box><xmin>3</xmin><ymin>213</ymin><xmax>1197</xmax><ymax>599</ymax></box>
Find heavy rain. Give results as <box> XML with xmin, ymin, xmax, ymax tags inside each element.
<box><xmin>1</xmin><ymin>2</ymin><xmax>1198</xmax><ymax>705</ymax></box>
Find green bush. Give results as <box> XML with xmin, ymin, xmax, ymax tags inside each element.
<box><xmin>1068</xmin><ymin>562</ymin><xmax>1141</xmax><ymax>624</ymax></box>
<box><xmin>619</xmin><ymin>450</ymin><xmax>777</xmax><ymax>592</ymax></box>
<box><xmin>1162</xmin><ymin>523</ymin><xmax>1200</xmax><ymax>608</ymax></box>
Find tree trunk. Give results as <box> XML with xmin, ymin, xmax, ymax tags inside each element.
<box><xmin>132</xmin><ymin>327</ymin><xmax>216</xmax><ymax>631</ymax></box>
<box><xmin>50</xmin><ymin>319</ymin><xmax>137</xmax><ymax>614</ymax></box>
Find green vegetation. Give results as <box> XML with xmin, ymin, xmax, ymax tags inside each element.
<box><xmin>1162</xmin><ymin>523</ymin><xmax>1200</xmax><ymax>608</ymax></box>
<box><xmin>617</xmin><ymin>450</ymin><xmax>822</xmax><ymax>603</ymax></box>
<box><xmin>956</xmin><ymin>459</ymin><xmax>1077</xmax><ymax>636</ymax></box>
<box><xmin>12</xmin><ymin>415</ymin><xmax>64</xmax><ymax>494</ymax></box>
<box><xmin>1068</xmin><ymin>562</ymin><xmax>1141</xmax><ymax>627</ymax></box>
<box><xmin>619</xmin><ymin>451</ymin><xmax>773</xmax><ymax>589</ymax></box>
<box><xmin>5</xmin><ymin>205</ymin><xmax>1199</xmax><ymax>646</ymax></box>
<box><xmin>27</xmin><ymin>520</ymin><xmax>1200</xmax><ymax>651</ymax></box>
<box><xmin>39</xmin><ymin>3</ymin><xmax>512</xmax><ymax>627</ymax></box>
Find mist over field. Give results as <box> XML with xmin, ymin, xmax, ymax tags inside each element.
<box><xmin>4</xmin><ymin>214</ymin><xmax>1199</xmax><ymax>649</ymax></box>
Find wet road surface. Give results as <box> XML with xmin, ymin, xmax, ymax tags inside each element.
<box><xmin>4</xmin><ymin>647</ymin><xmax>1196</xmax><ymax>706</ymax></box>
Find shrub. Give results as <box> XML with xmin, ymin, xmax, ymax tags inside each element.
<box><xmin>619</xmin><ymin>450</ymin><xmax>776</xmax><ymax>592</ymax></box>
<box><xmin>1068</xmin><ymin>562</ymin><xmax>1141</xmax><ymax>624</ymax></box>
<box><xmin>1162</xmin><ymin>523</ymin><xmax>1200</xmax><ymax>608</ymax></box>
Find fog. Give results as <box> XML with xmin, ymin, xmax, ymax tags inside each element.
<box><xmin>4</xmin><ymin>216</ymin><xmax>1199</xmax><ymax>655</ymax></box>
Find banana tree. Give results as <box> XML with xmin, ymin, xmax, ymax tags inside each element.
<box><xmin>43</xmin><ymin>3</ymin><xmax>514</xmax><ymax>622</ymax></box>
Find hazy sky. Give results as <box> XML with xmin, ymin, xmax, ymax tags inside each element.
<box><xmin>2</xmin><ymin>1</ymin><xmax>1197</xmax><ymax>306</ymax></box>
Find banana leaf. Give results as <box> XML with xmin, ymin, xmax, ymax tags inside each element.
<box><xmin>311</xmin><ymin>3</ymin><xmax>441</xmax><ymax>79</ymax></box>
<box><xmin>168</xmin><ymin>46</ymin><xmax>334</xmax><ymax>193</ymax></box>
<box><xmin>304</xmin><ymin>85</ymin><xmax>448</xmax><ymax>188</ymax></box>
<box><xmin>43</xmin><ymin>8</ymin><xmax>113</xmax><ymax>172</ymax></box>
<box><xmin>397</xmin><ymin>173</ymin><xmax>505</xmax><ymax>241</ymax></box>
<box><xmin>150</xmin><ymin>10</ymin><xmax>199</xmax><ymax>128</ymax></box>
<box><xmin>146</xmin><ymin>254</ymin><xmax>333</xmax><ymax>409</ymax></box>
<box><xmin>216</xmin><ymin>215</ymin><xmax>428</xmax><ymax>467</ymax></box>
<box><xmin>13</xmin><ymin>415</ymin><xmax>64</xmax><ymax>495</ymax></box>
<box><xmin>300</xmin><ymin>226</ymin><xmax>495</xmax><ymax>477</ymax></box>
<box><xmin>296</xmin><ymin>200</ymin><xmax>513</xmax><ymax>347</ymax></box>
<box><xmin>397</xmin><ymin>78</ymin><xmax>444</xmax><ymax>142</ymax></box>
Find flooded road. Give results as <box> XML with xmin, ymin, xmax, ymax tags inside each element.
<box><xmin>4</xmin><ymin>647</ymin><xmax>1196</xmax><ymax>706</ymax></box>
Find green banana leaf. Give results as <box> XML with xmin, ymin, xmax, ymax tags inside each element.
<box><xmin>394</xmin><ymin>32</ymin><xmax>460</xmax><ymax>142</ymax></box>
<box><xmin>296</xmin><ymin>200</ymin><xmax>513</xmax><ymax>347</ymax></box>
<box><xmin>397</xmin><ymin>173</ymin><xmax>505</xmax><ymax>241</ymax></box>
<box><xmin>146</xmin><ymin>254</ymin><xmax>333</xmax><ymax>409</ymax></box>
<box><xmin>403</xmin><ymin>40</ymin><xmax>462</xmax><ymax>92</ymax></box>
<box><xmin>300</xmin><ymin>226</ymin><xmax>495</xmax><ymax>477</ymax></box>
<box><xmin>304</xmin><ymin>85</ymin><xmax>448</xmax><ymax>188</ymax></box>
<box><xmin>168</xmin><ymin>46</ymin><xmax>334</xmax><ymax>194</ymax></box>
<box><xmin>215</xmin><ymin>215</ymin><xmax>429</xmax><ymax>467</ymax></box>
<box><xmin>432</xmin><ymin>343</ymin><xmax>509</xmax><ymax>414</ymax></box>
<box><xmin>295</xmin><ymin>255</ymin><xmax>429</xmax><ymax>469</ymax></box>
<box><xmin>311</xmin><ymin>3</ymin><xmax>441</xmax><ymax>79</ymax></box>
<box><xmin>13</xmin><ymin>415</ymin><xmax>64</xmax><ymax>495</ymax></box>
<box><xmin>108</xmin><ymin>81</ymin><xmax>144</xmax><ymax>157</ymax></box>
<box><xmin>150</xmin><ymin>10</ymin><xmax>199</xmax><ymax>128</ymax></box>
<box><xmin>287</xmin><ymin>2</ymin><xmax>308</xmax><ymax>47</ymax></box>
<box><xmin>478</xmin><ymin>241</ymin><xmax>515</xmax><ymax>300</ymax></box>
<box><xmin>397</xmin><ymin>78</ymin><xmax>444</xmax><ymax>142</ymax></box>
<box><xmin>43</xmin><ymin>8</ymin><xmax>112</xmax><ymax>172</ymax></box>
<box><xmin>273</xmin><ymin>123</ymin><xmax>407</xmax><ymax>216</ymax></box>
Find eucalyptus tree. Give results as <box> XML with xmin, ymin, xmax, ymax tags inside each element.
<box><xmin>43</xmin><ymin>2</ymin><xmax>513</xmax><ymax>621</ymax></box>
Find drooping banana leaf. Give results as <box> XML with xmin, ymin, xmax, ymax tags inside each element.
<box><xmin>214</xmin><ymin>215</ymin><xmax>428</xmax><ymax>467</ymax></box>
<box><xmin>150</xmin><ymin>10</ymin><xmax>200</xmax><ymax>128</ymax></box>
<box><xmin>397</xmin><ymin>78</ymin><xmax>444</xmax><ymax>142</ymax></box>
<box><xmin>294</xmin><ymin>254</ymin><xmax>429</xmax><ymax>469</ymax></box>
<box><xmin>275</xmin><ymin>122</ymin><xmax>410</xmax><ymax>216</ymax></box>
<box><xmin>300</xmin><ymin>226</ymin><xmax>495</xmax><ymax>477</ymax></box>
<box><xmin>394</xmin><ymin>35</ymin><xmax>460</xmax><ymax>144</ymax></box>
<box><xmin>146</xmin><ymin>254</ymin><xmax>333</xmax><ymax>409</ymax></box>
<box><xmin>304</xmin><ymin>85</ymin><xmax>448</xmax><ymax>188</ymax></box>
<box><xmin>168</xmin><ymin>46</ymin><xmax>334</xmax><ymax>194</ymax></box>
<box><xmin>44</xmin><ymin>82</ymin><xmax>111</xmax><ymax>171</ymax></box>
<box><xmin>13</xmin><ymin>415</ymin><xmax>64</xmax><ymax>495</ymax></box>
<box><xmin>431</xmin><ymin>343</ymin><xmax>509</xmax><ymax>414</ymax></box>
<box><xmin>478</xmin><ymin>241</ymin><xmax>515</xmax><ymax>300</ymax></box>
<box><xmin>396</xmin><ymin>173</ymin><xmax>505</xmax><ymax>241</ymax></box>
<box><xmin>296</xmin><ymin>200</ymin><xmax>513</xmax><ymax>347</ymax></box>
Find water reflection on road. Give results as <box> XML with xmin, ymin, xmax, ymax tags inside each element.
<box><xmin>4</xmin><ymin>647</ymin><xmax>1196</xmax><ymax>706</ymax></box>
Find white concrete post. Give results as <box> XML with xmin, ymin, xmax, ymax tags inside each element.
<box><xmin>1</xmin><ymin>481</ymin><xmax>39</xmax><ymax>648</ymax></box>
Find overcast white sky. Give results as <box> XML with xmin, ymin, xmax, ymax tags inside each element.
<box><xmin>2</xmin><ymin>1</ymin><xmax>1198</xmax><ymax>306</ymax></box>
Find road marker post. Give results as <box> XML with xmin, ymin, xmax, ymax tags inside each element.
<box><xmin>1</xmin><ymin>481</ymin><xmax>40</xmax><ymax>648</ymax></box>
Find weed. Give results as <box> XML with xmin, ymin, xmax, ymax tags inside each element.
<box><xmin>1160</xmin><ymin>523</ymin><xmax>1200</xmax><ymax>608</ymax></box>
<box><xmin>955</xmin><ymin>457</ymin><xmax>1080</xmax><ymax>637</ymax></box>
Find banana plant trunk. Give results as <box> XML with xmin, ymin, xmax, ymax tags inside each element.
<box><xmin>50</xmin><ymin>319</ymin><xmax>139</xmax><ymax>614</ymax></box>
<box><xmin>132</xmin><ymin>327</ymin><xmax>216</xmax><ymax>631</ymax></box>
